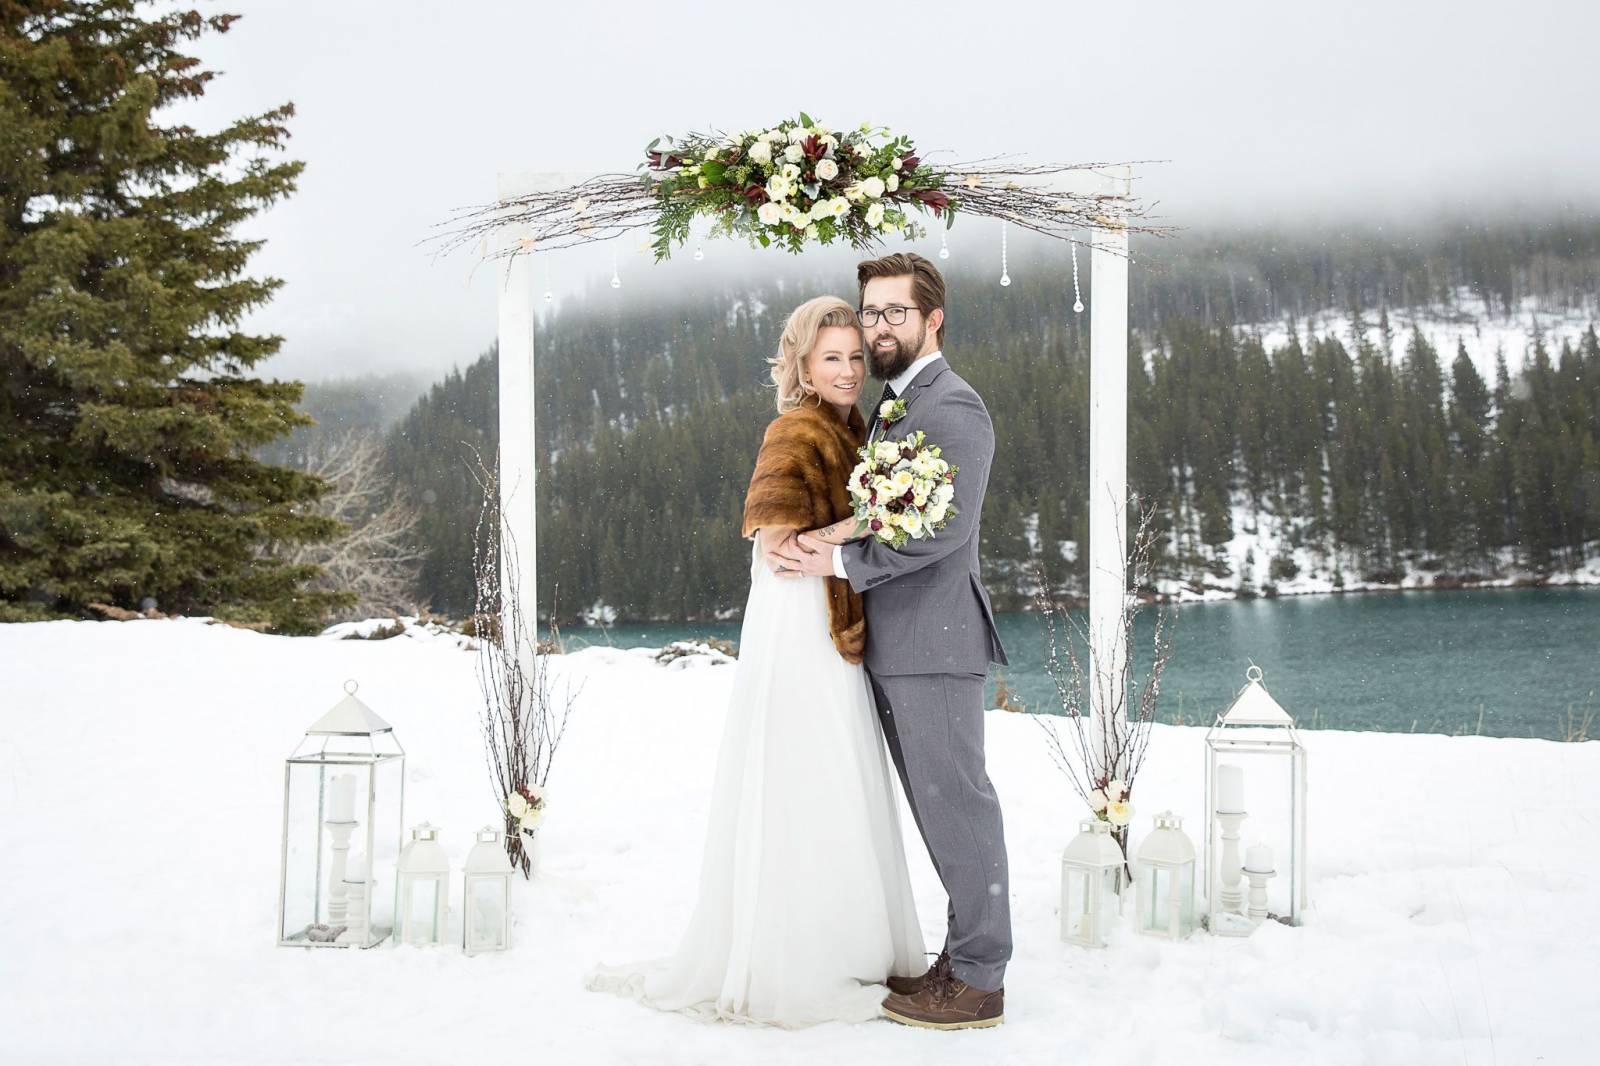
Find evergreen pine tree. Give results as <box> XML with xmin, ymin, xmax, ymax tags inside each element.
<box><xmin>1</xmin><ymin>3</ymin><xmax>342</xmax><ymax>629</ymax></box>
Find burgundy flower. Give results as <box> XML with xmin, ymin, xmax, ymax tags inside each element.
<box><xmin>914</xmin><ymin>188</ymin><xmax>951</xmax><ymax>212</ymax></box>
<box><xmin>743</xmin><ymin>183</ymin><xmax>768</xmax><ymax>204</ymax></box>
<box><xmin>870</xmin><ymin>518</ymin><xmax>884</xmax><ymax>532</ymax></box>
<box><xmin>645</xmin><ymin>150</ymin><xmax>686</xmax><ymax>170</ymax></box>
<box><xmin>899</xmin><ymin>154</ymin><xmax>920</xmax><ymax>172</ymax></box>
<box><xmin>802</xmin><ymin>134</ymin><xmax>827</xmax><ymax>161</ymax></box>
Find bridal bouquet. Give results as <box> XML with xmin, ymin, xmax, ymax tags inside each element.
<box><xmin>642</xmin><ymin>113</ymin><xmax>954</xmax><ymax>258</ymax></box>
<box><xmin>848</xmin><ymin>431</ymin><xmax>958</xmax><ymax>549</ymax></box>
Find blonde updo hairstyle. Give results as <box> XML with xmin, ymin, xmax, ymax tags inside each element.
<box><xmin>768</xmin><ymin>295</ymin><xmax>862</xmax><ymax>414</ymax></box>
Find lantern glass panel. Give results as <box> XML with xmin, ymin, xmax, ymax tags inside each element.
<box><xmin>402</xmin><ymin>877</ymin><xmax>445</xmax><ymax>944</ymax></box>
<box><xmin>466</xmin><ymin>878</ymin><xmax>508</xmax><ymax>952</ymax></box>
<box><xmin>1138</xmin><ymin>862</ymin><xmax>1196</xmax><ymax>939</ymax></box>
<box><xmin>1062</xmin><ymin>866</ymin><xmax>1120</xmax><ymax>946</ymax></box>
<box><xmin>279</xmin><ymin>757</ymin><xmax>403</xmax><ymax>947</ymax></box>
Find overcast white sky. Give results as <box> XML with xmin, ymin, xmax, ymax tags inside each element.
<box><xmin>166</xmin><ymin>0</ymin><xmax>1600</xmax><ymax>383</ymax></box>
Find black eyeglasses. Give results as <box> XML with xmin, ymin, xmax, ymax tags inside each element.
<box><xmin>859</xmin><ymin>305</ymin><xmax>919</xmax><ymax>327</ymax></box>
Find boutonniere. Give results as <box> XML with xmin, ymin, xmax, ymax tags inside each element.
<box><xmin>878</xmin><ymin>398</ymin><xmax>908</xmax><ymax>426</ymax></box>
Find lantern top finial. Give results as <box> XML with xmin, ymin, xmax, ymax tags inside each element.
<box><xmin>1216</xmin><ymin>664</ymin><xmax>1295</xmax><ymax>729</ymax></box>
<box><xmin>306</xmin><ymin>680</ymin><xmax>394</xmax><ymax>737</ymax></box>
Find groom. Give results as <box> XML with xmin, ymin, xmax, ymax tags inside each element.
<box><xmin>767</xmin><ymin>252</ymin><xmax>1011</xmax><ymax>1029</ymax></box>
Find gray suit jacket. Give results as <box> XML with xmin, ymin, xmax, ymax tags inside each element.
<box><xmin>841</xmin><ymin>355</ymin><xmax>1009</xmax><ymax>676</ymax></box>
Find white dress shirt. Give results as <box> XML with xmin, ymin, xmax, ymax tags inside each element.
<box><xmin>831</xmin><ymin>349</ymin><xmax>944</xmax><ymax>579</ymax></box>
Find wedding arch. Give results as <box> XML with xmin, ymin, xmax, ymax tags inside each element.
<box><xmin>435</xmin><ymin>119</ymin><xmax>1162</xmax><ymax>743</ymax></box>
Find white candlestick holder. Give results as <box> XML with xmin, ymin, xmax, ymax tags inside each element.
<box><xmin>1215</xmin><ymin>810</ymin><xmax>1247</xmax><ymax>914</ymax></box>
<box><xmin>324</xmin><ymin>819</ymin><xmax>358</xmax><ymax>926</ymax></box>
<box><xmin>1243</xmin><ymin>863</ymin><xmax>1276</xmax><ymax>924</ymax></box>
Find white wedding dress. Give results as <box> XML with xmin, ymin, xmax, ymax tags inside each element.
<box><xmin>586</xmin><ymin>535</ymin><xmax>926</xmax><ymax>1027</ymax></box>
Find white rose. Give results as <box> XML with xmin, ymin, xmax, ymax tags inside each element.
<box><xmin>879</xmin><ymin>400</ymin><xmax>898</xmax><ymax>420</ymax></box>
<box><xmin>861</xmin><ymin>176</ymin><xmax>886</xmax><ymax>198</ymax></box>
<box><xmin>764</xmin><ymin>129</ymin><xmax>784</xmax><ymax>142</ymax></box>
<box><xmin>757</xmin><ymin>201</ymin><xmax>782</xmax><ymax>226</ymax></box>
<box><xmin>865</xmin><ymin>202</ymin><xmax>885</xmax><ymax>227</ymax></box>
<box><xmin>507</xmin><ymin>792</ymin><xmax>528</xmax><ymax>817</ymax></box>
<box><xmin>875</xmin><ymin>441</ymin><xmax>901</xmax><ymax>464</ymax></box>
<box><xmin>1089</xmin><ymin>788</ymin><xmax>1109</xmax><ymax>812</ymax></box>
<box><xmin>815</xmin><ymin>158</ymin><xmax>839</xmax><ymax>181</ymax></box>
<box><xmin>935</xmin><ymin>482</ymin><xmax>955</xmax><ymax>506</ymax></box>
<box><xmin>891</xmin><ymin>156</ymin><xmax>902</xmax><ymax>171</ymax></box>
<box><xmin>748</xmin><ymin>140</ymin><xmax>772</xmax><ymax>165</ymax></box>
<box><xmin>829</xmin><ymin>197</ymin><xmax>850</xmax><ymax>218</ymax></box>
<box><xmin>765</xmin><ymin>175</ymin><xmax>790</xmax><ymax>200</ymax></box>
<box><xmin>844</xmin><ymin>182</ymin><xmax>866</xmax><ymax>202</ymax></box>
<box><xmin>1106</xmin><ymin>779</ymin><xmax>1127</xmax><ymax>801</ymax></box>
<box><xmin>901</xmin><ymin>511</ymin><xmax>924</xmax><ymax>537</ymax></box>
<box><xmin>788</xmin><ymin>126</ymin><xmax>809</xmax><ymax>144</ymax></box>
<box><xmin>808</xmin><ymin>199</ymin><xmax>832</xmax><ymax>221</ymax></box>
<box><xmin>927</xmin><ymin>500</ymin><xmax>949</xmax><ymax>524</ymax></box>
<box><xmin>804</xmin><ymin>222</ymin><xmax>818</xmax><ymax>240</ymax></box>
<box><xmin>891</xmin><ymin>469</ymin><xmax>914</xmax><ymax>493</ymax></box>
<box><xmin>784</xmin><ymin>144</ymin><xmax>804</xmax><ymax>164</ymax></box>
<box><xmin>1106</xmin><ymin>800</ymin><xmax>1133</xmax><ymax>827</ymax></box>
<box><xmin>886</xmin><ymin>174</ymin><xmax>899</xmax><ymax>193</ymax></box>
<box><xmin>519</xmin><ymin>807</ymin><xmax>543</xmax><ymax>832</ymax></box>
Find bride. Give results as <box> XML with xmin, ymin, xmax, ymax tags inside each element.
<box><xmin>586</xmin><ymin>295</ymin><xmax>926</xmax><ymax>1026</ymax></box>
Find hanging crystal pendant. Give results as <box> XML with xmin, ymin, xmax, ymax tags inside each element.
<box><xmin>610</xmin><ymin>249</ymin><xmax>621</xmax><ymax>289</ymax></box>
<box><xmin>693</xmin><ymin>241</ymin><xmax>705</xmax><ymax>262</ymax></box>
<box><xmin>939</xmin><ymin>227</ymin><xmax>950</xmax><ymax>260</ymax></box>
<box><xmin>999</xmin><ymin>219</ymin><xmax>1011</xmax><ymax>287</ymax></box>
<box><xmin>1071</xmin><ymin>239</ymin><xmax>1084</xmax><ymax>313</ymax></box>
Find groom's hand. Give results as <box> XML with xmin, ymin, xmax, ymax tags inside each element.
<box><xmin>772</xmin><ymin>532</ymin><xmax>835</xmax><ymax>578</ymax></box>
<box><xmin>764</xmin><ymin>528</ymin><xmax>811</xmax><ymax>575</ymax></box>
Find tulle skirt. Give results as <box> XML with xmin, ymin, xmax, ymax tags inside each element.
<box><xmin>586</xmin><ymin>540</ymin><xmax>925</xmax><ymax>1027</ymax></box>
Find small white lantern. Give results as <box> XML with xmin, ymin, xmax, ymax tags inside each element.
<box><xmin>1135</xmin><ymin>811</ymin><xmax>1197</xmax><ymax>940</ymax></box>
<box><xmin>1060</xmin><ymin>818</ymin><xmax>1125</xmax><ymax>948</ymax></box>
<box><xmin>463</xmin><ymin>826</ymin><xmax>514</xmax><ymax>955</ymax></box>
<box><xmin>277</xmin><ymin>680</ymin><xmax>405</xmax><ymax>948</ymax></box>
<box><xmin>397</xmin><ymin>823</ymin><xmax>450</xmax><ymax>946</ymax></box>
<box><xmin>1204</xmin><ymin>665</ymin><xmax>1309</xmax><ymax>929</ymax></box>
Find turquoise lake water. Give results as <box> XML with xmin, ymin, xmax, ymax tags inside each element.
<box><xmin>554</xmin><ymin>587</ymin><xmax>1598</xmax><ymax>741</ymax></box>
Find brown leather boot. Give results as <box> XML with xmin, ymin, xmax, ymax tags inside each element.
<box><xmin>885</xmin><ymin>950</ymin><xmax>950</xmax><ymax>997</ymax></box>
<box><xmin>882</xmin><ymin>971</ymin><xmax>1004</xmax><ymax>1030</ymax></box>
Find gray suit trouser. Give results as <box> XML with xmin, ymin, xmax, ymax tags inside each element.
<box><xmin>869</xmin><ymin>669</ymin><xmax>1012</xmax><ymax>991</ymax></box>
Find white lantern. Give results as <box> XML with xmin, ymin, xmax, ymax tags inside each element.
<box><xmin>397</xmin><ymin>822</ymin><xmax>450</xmax><ymax>946</ymax></box>
<box><xmin>463</xmin><ymin>826</ymin><xmax>514</xmax><ymax>955</ymax></box>
<box><xmin>277</xmin><ymin>680</ymin><xmax>405</xmax><ymax>948</ymax></box>
<box><xmin>1135</xmin><ymin>811</ymin><xmax>1197</xmax><ymax>940</ymax></box>
<box><xmin>1204</xmin><ymin>665</ymin><xmax>1309</xmax><ymax>929</ymax></box>
<box><xmin>1060</xmin><ymin>818</ymin><xmax>1125</xmax><ymax>948</ymax></box>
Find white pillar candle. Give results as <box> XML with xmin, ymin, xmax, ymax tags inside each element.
<box><xmin>1217</xmin><ymin>764</ymin><xmax>1244</xmax><ymax>812</ymax></box>
<box><xmin>1246</xmin><ymin>842</ymin><xmax>1273</xmax><ymax>872</ymax></box>
<box><xmin>328</xmin><ymin>773</ymin><xmax>356</xmax><ymax>822</ymax></box>
<box><xmin>344</xmin><ymin>852</ymin><xmax>368</xmax><ymax>884</ymax></box>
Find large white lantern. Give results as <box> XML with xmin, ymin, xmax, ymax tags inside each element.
<box><xmin>397</xmin><ymin>822</ymin><xmax>450</xmax><ymax>946</ymax></box>
<box><xmin>1135</xmin><ymin>811</ymin><xmax>1197</xmax><ymax>940</ymax></box>
<box><xmin>277</xmin><ymin>680</ymin><xmax>405</xmax><ymax>948</ymax></box>
<box><xmin>1060</xmin><ymin>818</ymin><xmax>1125</xmax><ymax>948</ymax></box>
<box><xmin>463</xmin><ymin>826</ymin><xmax>514</xmax><ymax>955</ymax></box>
<box><xmin>1204</xmin><ymin>665</ymin><xmax>1309</xmax><ymax>929</ymax></box>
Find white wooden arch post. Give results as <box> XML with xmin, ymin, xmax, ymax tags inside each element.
<box><xmin>493</xmin><ymin>166</ymin><xmax>1134</xmax><ymax>759</ymax></box>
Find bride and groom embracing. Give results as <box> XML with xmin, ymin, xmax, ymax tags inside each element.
<box><xmin>588</xmin><ymin>252</ymin><xmax>1011</xmax><ymax>1030</ymax></box>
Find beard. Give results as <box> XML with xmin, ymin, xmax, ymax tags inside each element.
<box><xmin>867</xmin><ymin>320</ymin><xmax>927</xmax><ymax>380</ymax></box>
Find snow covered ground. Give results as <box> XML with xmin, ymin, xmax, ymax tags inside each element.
<box><xmin>3</xmin><ymin>617</ymin><xmax>1597</xmax><ymax>1065</ymax></box>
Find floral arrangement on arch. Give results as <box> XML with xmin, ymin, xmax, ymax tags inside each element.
<box><xmin>642</xmin><ymin>113</ymin><xmax>953</xmax><ymax>258</ymax></box>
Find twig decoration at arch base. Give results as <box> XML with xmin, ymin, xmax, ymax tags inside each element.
<box><xmin>429</xmin><ymin>113</ymin><xmax>1171</xmax><ymax>264</ymax></box>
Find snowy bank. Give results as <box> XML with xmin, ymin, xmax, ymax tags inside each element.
<box><xmin>2</xmin><ymin>618</ymin><xmax>1596</xmax><ymax>1065</ymax></box>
